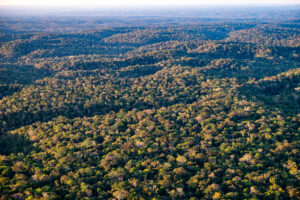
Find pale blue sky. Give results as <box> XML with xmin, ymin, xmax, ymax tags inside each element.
<box><xmin>1</xmin><ymin>0</ymin><xmax>300</xmax><ymax>6</ymax></box>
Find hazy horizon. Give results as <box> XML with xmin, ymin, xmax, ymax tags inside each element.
<box><xmin>1</xmin><ymin>4</ymin><xmax>299</xmax><ymax>19</ymax></box>
<box><xmin>1</xmin><ymin>0</ymin><xmax>300</xmax><ymax>6</ymax></box>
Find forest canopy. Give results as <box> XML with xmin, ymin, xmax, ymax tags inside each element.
<box><xmin>0</xmin><ymin>6</ymin><xmax>299</xmax><ymax>200</ymax></box>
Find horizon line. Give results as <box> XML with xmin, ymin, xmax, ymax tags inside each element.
<box><xmin>1</xmin><ymin>4</ymin><xmax>300</xmax><ymax>8</ymax></box>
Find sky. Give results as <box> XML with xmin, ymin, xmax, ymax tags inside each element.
<box><xmin>1</xmin><ymin>0</ymin><xmax>300</xmax><ymax>6</ymax></box>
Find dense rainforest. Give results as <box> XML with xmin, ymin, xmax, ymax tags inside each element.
<box><xmin>0</xmin><ymin>6</ymin><xmax>299</xmax><ymax>200</ymax></box>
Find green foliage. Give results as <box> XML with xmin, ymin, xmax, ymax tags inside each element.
<box><xmin>0</xmin><ymin>12</ymin><xmax>299</xmax><ymax>200</ymax></box>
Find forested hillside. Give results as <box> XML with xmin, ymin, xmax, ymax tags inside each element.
<box><xmin>0</xmin><ymin>7</ymin><xmax>299</xmax><ymax>200</ymax></box>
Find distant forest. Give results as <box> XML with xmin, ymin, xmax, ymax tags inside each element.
<box><xmin>0</xmin><ymin>6</ymin><xmax>299</xmax><ymax>200</ymax></box>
